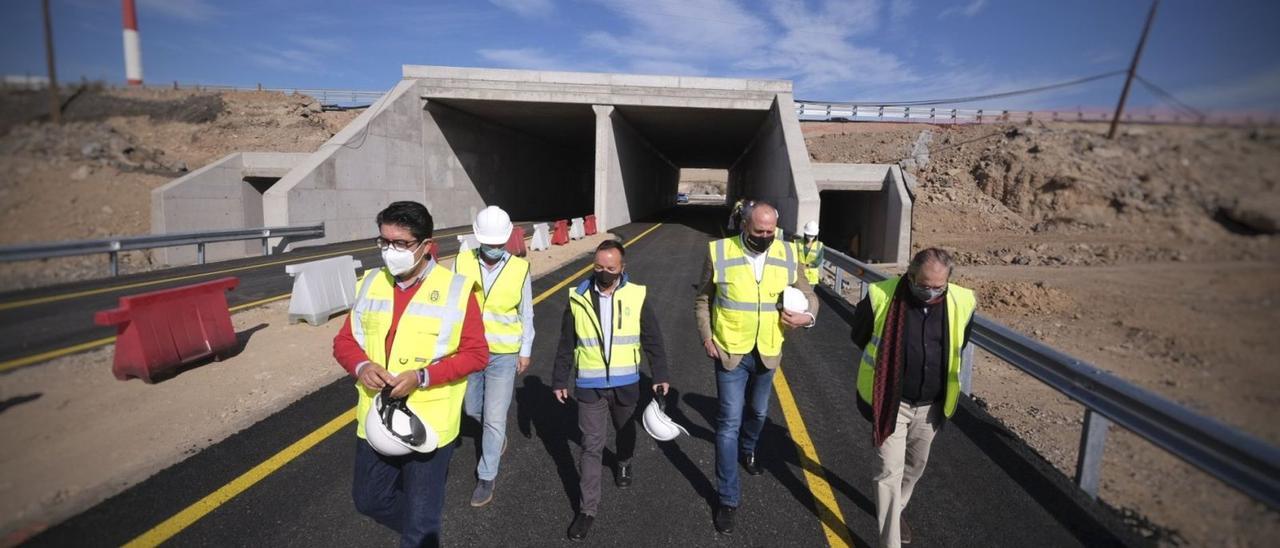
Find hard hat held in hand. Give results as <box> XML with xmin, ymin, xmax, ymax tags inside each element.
<box><xmin>781</xmin><ymin>286</ymin><xmax>810</xmax><ymax>314</ymax></box>
<box><xmin>473</xmin><ymin>205</ymin><xmax>513</xmax><ymax>246</ymax></box>
<box><xmin>365</xmin><ymin>388</ymin><xmax>439</xmax><ymax>456</ymax></box>
<box><xmin>803</xmin><ymin>221</ymin><xmax>819</xmax><ymax>237</ymax></box>
<box><xmin>642</xmin><ymin>394</ymin><xmax>689</xmax><ymax>442</ymax></box>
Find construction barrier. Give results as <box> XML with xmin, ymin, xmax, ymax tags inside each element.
<box><xmin>530</xmin><ymin>223</ymin><xmax>551</xmax><ymax>251</ymax></box>
<box><xmin>584</xmin><ymin>215</ymin><xmax>597</xmax><ymax>236</ymax></box>
<box><xmin>94</xmin><ymin>277</ymin><xmax>240</xmax><ymax>383</ymax></box>
<box><xmin>552</xmin><ymin>220</ymin><xmax>569</xmax><ymax>246</ymax></box>
<box><xmin>569</xmin><ymin>218</ymin><xmax>585</xmax><ymax>240</ymax></box>
<box><xmin>506</xmin><ymin>226</ymin><xmax>527</xmax><ymax>257</ymax></box>
<box><xmin>285</xmin><ymin>255</ymin><xmax>363</xmax><ymax>326</ymax></box>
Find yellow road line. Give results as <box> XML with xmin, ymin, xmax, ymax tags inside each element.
<box><xmin>0</xmin><ymin>227</ymin><xmax>478</xmax><ymax>312</ymax></box>
<box><xmin>0</xmin><ymin>336</ymin><xmax>117</xmax><ymax>373</ymax></box>
<box><xmin>121</xmin><ymin>223</ymin><xmax>664</xmax><ymax>546</ymax></box>
<box><xmin>122</xmin><ymin>409</ymin><xmax>355</xmax><ymax>548</ymax></box>
<box><xmin>773</xmin><ymin>368</ymin><xmax>854</xmax><ymax>548</ymax></box>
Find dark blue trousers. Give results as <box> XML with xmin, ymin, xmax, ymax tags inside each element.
<box><xmin>352</xmin><ymin>438</ymin><xmax>455</xmax><ymax>548</ymax></box>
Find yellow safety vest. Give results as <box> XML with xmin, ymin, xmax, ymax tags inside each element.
<box><xmin>454</xmin><ymin>250</ymin><xmax>529</xmax><ymax>354</ymax></box>
<box><xmin>568</xmin><ymin>278</ymin><xmax>645</xmax><ymax>388</ymax></box>
<box><xmin>349</xmin><ymin>263</ymin><xmax>474</xmax><ymax>447</ymax></box>
<box><xmin>709</xmin><ymin>236</ymin><xmax>796</xmax><ymax>357</ymax></box>
<box><xmin>796</xmin><ymin>239</ymin><xmax>824</xmax><ymax>286</ymax></box>
<box><xmin>855</xmin><ymin>277</ymin><xmax>976</xmax><ymax>418</ymax></box>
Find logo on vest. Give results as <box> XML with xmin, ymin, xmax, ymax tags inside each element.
<box><xmin>399</xmin><ymin>358</ymin><xmax>409</xmax><ymax>365</ymax></box>
<box><xmin>430</xmin><ymin>290</ymin><xmax>440</xmax><ymax>302</ymax></box>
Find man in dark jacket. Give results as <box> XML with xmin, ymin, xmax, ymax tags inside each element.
<box><xmin>552</xmin><ymin>239</ymin><xmax>670</xmax><ymax>542</ymax></box>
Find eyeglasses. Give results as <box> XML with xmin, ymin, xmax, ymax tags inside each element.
<box><xmin>375</xmin><ymin>237</ymin><xmax>423</xmax><ymax>252</ymax></box>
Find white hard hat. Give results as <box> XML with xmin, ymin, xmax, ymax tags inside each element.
<box><xmin>642</xmin><ymin>395</ymin><xmax>689</xmax><ymax>442</ymax></box>
<box><xmin>803</xmin><ymin>221</ymin><xmax>819</xmax><ymax>237</ymax></box>
<box><xmin>473</xmin><ymin>206</ymin><xmax>513</xmax><ymax>246</ymax></box>
<box><xmin>365</xmin><ymin>389</ymin><xmax>438</xmax><ymax>456</ymax></box>
<box><xmin>782</xmin><ymin>286</ymin><xmax>810</xmax><ymax>314</ymax></box>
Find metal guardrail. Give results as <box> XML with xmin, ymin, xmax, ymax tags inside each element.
<box><xmin>794</xmin><ymin>101</ymin><xmax>1279</xmax><ymax>127</ymax></box>
<box><xmin>0</xmin><ymin>224</ymin><xmax>326</xmax><ymax>277</ymax></box>
<box><xmin>821</xmin><ymin>247</ymin><xmax>1280</xmax><ymax>509</ymax></box>
<box><xmin>101</xmin><ymin>82</ymin><xmax>385</xmax><ymax>107</ymax></box>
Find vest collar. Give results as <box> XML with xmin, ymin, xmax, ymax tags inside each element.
<box><xmin>575</xmin><ymin>272</ymin><xmax>630</xmax><ymax>296</ymax></box>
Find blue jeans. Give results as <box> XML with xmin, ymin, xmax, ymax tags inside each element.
<box><xmin>463</xmin><ymin>353</ymin><xmax>518</xmax><ymax>481</ymax></box>
<box><xmin>714</xmin><ymin>350</ymin><xmax>776</xmax><ymax>508</ymax></box>
<box><xmin>352</xmin><ymin>438</ymin><xmax>455</xmax><ymax>548</ymax></box>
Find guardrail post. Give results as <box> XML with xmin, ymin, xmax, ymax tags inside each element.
<box><xmin>930</xmin><ymin>107</ymin><xmax>935</xmax><ymax>120</ymax></box>
<box><xmin>834</xmin><ymin>267</ymin><xmax>844</xmax><ymax>295</ymax></box>
<box><xmin>262</xmin><ymin>237</ymin><xmax>270</xmax><ymax>256</ymax></box>
<box><xmin>960</xmin><ymin>344</ymin><xmax>976</xmax><ymax>396</ymax></box>
<box><xmin>109</xmin><ymin>251</ymin><xmax>119</xmax><ymax>276</ymax></box>
<box><xmin>1075</xmin><ymin>409</ymin><xmax>1111</xmax><ymax>499</ymax></box>
<box><xmin>197</xmin><ymin>242</ymin><xmax>206</xmax><ymax>265</ymax></box>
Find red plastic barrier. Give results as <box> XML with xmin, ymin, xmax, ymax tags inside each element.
<box><xmin>505</xmin><ymin>226</ymin><xmax>527</xmax><ymax>257</ymax></box>
<box><xmin>584</xmin><ymin>215</ymin><xmax>597</xmax><ymax>236</ymax></box>
<box><xmin>94</xmin><ymin>277</ymin><xmax>240</xmax><ymax>383</ymax></box>
<box><xmin>552</xmin><ymin>220</ymin><xmax>569</xmax><ymax>246</ymax></box>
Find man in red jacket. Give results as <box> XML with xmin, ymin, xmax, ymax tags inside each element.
<box><xmin>333</xmin><ymin>201</ymin><xmax>489</xmax><ymax>547</ymax></box>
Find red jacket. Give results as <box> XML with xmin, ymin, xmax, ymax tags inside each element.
<box><xmin>333</xmin><ymin>274</ymin><xmax>488</xmax><ymax>386</ymax></box>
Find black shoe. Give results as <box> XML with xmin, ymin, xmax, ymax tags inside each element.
<box><xmin>567</xmin><ymin>513</ymin><xmax>594</xmax><ymax>541</ymax></box>
<box><xmin>742</xmin><ymin>452</ymin><xmax>763</xmax><ymax>476</ymax></box>
<box><xmin>901</xmin><ymin>517</ymin><xmax>912</xmax><ymax>544</ymax></box>
<box><xmin>713</xmin><ymin>505</ymin><xmax>736</xmax><ymax>535</ymax></box>
<box><xmin>616</xmin><ymin>463</ymin><xmax>633</xmax><ymax>489</ymax></box>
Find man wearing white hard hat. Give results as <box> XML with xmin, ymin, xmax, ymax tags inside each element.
<box><xmin>454</xmin><ymin>205</ymin><xmax>536</xmax><ymax>507</ymax></box>
<box><xmin>694</xmin><ymin>200</ymin><xmax>818</xmax><ymax>535</ymax></box>
<box><xmin>333</xmin><ymin>201</ymin><xmax>489</xmax><ymax>547</ymax></box>
<box><xmin>796</xmin><ymin>221</ymin><xmax>825</xmax><ymax>286</ymax></box>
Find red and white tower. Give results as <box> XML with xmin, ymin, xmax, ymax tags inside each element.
<box><xmin>122</xmin><ymin>0</ymin><xmax>143</xmax><ymax>85</ymax></box>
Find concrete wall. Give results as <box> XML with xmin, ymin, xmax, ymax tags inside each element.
<box><xmin>424</xmin><ymin>101</ymin><xmax>592</xmax><ymax>225</ymax></box>
<box><xmin>263</xmin><ymin>79</ymin><xmax>427</xmax><ymax>247</ymax></box>
<box><xmin>728</xmin><ymin>93</ymin><xmax>820</xmax><ymax>234</ymax></box>
<box><xmin>812</xmin><ymin>163</ymin><xmax>912</xmax><ymax>264</ymax></box>
<box><xmin>151</xmin><ymin>152</ymin><xmax>307</xmax><ymax>265</ymax></box>
<box><xmin>594</xmin><ymin>105</ymin><xmax>680</xmax><ymax>229</ymax></box>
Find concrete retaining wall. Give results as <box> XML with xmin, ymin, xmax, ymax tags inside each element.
<box><xmin>594</xmin><ymin>105</ymin><xmax>680</xmax><ymax>229</ymax></box>
<box><xmin>813</xmin><ymin>163</ymin><xmax>912</xmax><ymax>264</ymax></box>
<box><xmin>728</xmin><ymin>94</ymin><xmax>820</xmax><ymax>234</ymax></box>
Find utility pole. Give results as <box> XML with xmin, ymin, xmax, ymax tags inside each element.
<box><xmin>41</xmin><ymin>0</ymin><xmax>60</xmax><ymax>124</ymax></box>
<box><xmin>1108</xmin><ymin>0</ymin><xmax>1160</xmax><ymax>139</ymax></box>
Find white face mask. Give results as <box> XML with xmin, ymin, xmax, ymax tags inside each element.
<box><xmin>382</xmin><ymin>247</ymin><xmax>422</xmax><ymax>276</ymax></box>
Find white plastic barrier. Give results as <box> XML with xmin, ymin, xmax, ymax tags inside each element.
<box><xmin>457</xmin><ymin>234</ymin><xmax>480</xmax><ymax>253</ymax></box>
<box><xmin>285</xmin><ymin>255</ymin><xmax>363</xmax><ymax>326</ymax></box>
<box><xmin>570</xmin><ymin>217</ymin><xmax>585</xmax><ymax>240</ymax></box>
<box><xmin>530</xmin><ymin>223</ymin><xmax>551</xmax><ymax>251</ymax></box>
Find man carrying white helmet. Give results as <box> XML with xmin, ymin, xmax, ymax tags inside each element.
<box><xmin>454</xmin><ymin>205</ymin><xmax>536</xmax><ymax>507</ymax></box>
<box><xmin>333</xmin><ymin>201</ymin><xmax>489</xmax><ymax>547</ymax></box>
<box><xmin>552</xmin><ymin>239</ymin><xmax>671</xmax><ymax>541</ymax></box>
<box><xmin>796</xmin><ymin>220</ymin><xmax>825</xmax><ymax>287</ymax></box>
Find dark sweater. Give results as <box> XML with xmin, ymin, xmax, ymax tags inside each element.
<box><xmin>552</xmin><ymin>274</ymin><xmax>670</xmax><ymax>406</ymax></box>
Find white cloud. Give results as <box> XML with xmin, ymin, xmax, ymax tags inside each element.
<box><xmin>489</xmin><ymin>0</ymin><xmax>555</xmax><ymax>18</ymax></box>
<box><xmin>478</xmin><ymin>48</ymin><xmax>580</xmax><ymax>71</ymax></box>
<box><xmin>939</xmin><ymin>0</ymin><xmax>988</xmax><ymax>19</ymax></box>
<box><xmin>137</xmin><ymin>0</ymin><xmax>220</xmax><ymax>23</ymax></box>
<box><xmin>1177</xmin><ymin>66</ymin><xmax>1280</xmax><ymax>110</ymax></box>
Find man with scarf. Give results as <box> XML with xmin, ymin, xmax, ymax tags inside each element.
<box><xmin>695</xmin><ymin>201</ymin><xmax>818</xmax><ymax>535</ymax></box>
<box><xmin>850</xmin><ymin>247</ymin><xmax>976</xmax><ymax>547</ymax></box>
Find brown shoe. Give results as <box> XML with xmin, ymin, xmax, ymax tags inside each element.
<box><xmin>900</xmin><ymin>517</ymin><xmax>912</xmax><ymax>544</ymax></box>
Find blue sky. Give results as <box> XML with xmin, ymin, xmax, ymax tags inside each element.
<box><xmin>2</xmin><ymin>0</ymin><xmax>1277</xmax><ymax>113</ymax></box>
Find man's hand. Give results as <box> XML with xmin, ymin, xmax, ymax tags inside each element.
<box><xmin>702</xmin><ymin>339</ymin><xmax>720</xmax><ymax>360</ymax></box>
<box><xmin>358</xmin><ymin>362</ymin><xmax>396</xmax><ymax>391</ymax></box>
<box><xmin>388</xmin><ymin>370</ymin><xmax>419</xmax><ymax>399</ymax></box>
<box><xmin>652</xmin><ymin>382</ymin><xmax>670</xmax><ymax>396</ymax></box>
<box><xmin>780</xmin><ymin>309</ymin><xmax>811</xmax><ymax>329</ymax></box>
<box><xmin>553</xmin><ymin>388</ymin><xmax>569</xmax><ymax>404</ymax></box>
<box><xmin>517</xmin><ymin>356</ymin><xmax>531</xmax><ymax>375</ymax></box>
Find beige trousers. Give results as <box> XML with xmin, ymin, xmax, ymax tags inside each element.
<box><xmin>873</xmin><ymin>400</ymin><xmax>942</xmax><ymax>548</ymax></box>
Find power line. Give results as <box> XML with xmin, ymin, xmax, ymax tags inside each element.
<box><xmin>1134</xmin><ymin>74</ymin><xmax>1204</xmax><ymax>119</ymax></box>
<box><xmin>799</xmin><ymin>70</ymin><xmax>1127</xmax><ymax>107</ymax></box>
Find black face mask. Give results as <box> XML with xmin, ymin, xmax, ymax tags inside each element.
<box><xmin>595</xmin><ymin>270</ymin><xmax>620</xmax><ymax>289</ymax></box>
<box><xmin>743</xmin><ymin>233</ymin><xmax>774</xmax><ymax>254</ymax></box>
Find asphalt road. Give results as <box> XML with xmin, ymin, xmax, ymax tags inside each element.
<box><xmin>0</xmin><ymin>224</ymin><xmax>530</xmax><ymax>372</ymax></box>
<box><xmin>24</xmin><ymin>207</ymin><xmax>1146</xmax><ymax>547</ymax></box>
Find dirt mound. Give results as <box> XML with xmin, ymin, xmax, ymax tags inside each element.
<box><xmin>969</xmin><ymin>279</ymin><xmax>1077</xmax><ymax>317</ymax></box>
<box><xmin>2</xmin><ymin>122</ymin><xmax>187</xmax><ymax>175</ymax></box>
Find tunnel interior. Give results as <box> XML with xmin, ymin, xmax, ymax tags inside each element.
<box><xmin>819</xmin><ymin>188</ymin><xmax>894</xmax><ymax>262</ymax></box>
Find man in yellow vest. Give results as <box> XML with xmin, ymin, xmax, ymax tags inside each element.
<box><xmin>694</xmin><ymin>201</ymin><xmax>819</xmax><ymax>535</ymax></box>
<box><xmin>552</xmin><ymin>240</ymin><xmax>670</xmax><ymax>542</ymax></box>
<box><xmin>332</xmin><ymin>201</ymin><xmax>490</xmax><ymax>547</ymax></box>
<box><xmin>795</xmin><ymin>220</ymin><xmax>825</xmax><ymax>286</ymax></box>
<box><xmin>455</xmin><ymin>206</ymin><xmax>535</xmax><ymax>507</ymax></box>
<box><xmin>850</xmin><ymin>248</ymin><xmax>976</xmax><ymax>547</ymax></box>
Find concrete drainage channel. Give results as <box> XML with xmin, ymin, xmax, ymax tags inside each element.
<box><xmin>154</xmin><ymin>66</ymin><xmax>913</xmax><ymax>266</ymax></box>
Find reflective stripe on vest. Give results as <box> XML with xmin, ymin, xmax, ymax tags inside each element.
<box><xmin>350</xmin><ymin>263</ymin><xmax>474</xmax><ymax>446</ymax></box>
<box><xmin>568</xmin><ymin>282</ymin><xmax>646</xmax><ymax>387</ymax></box>
<box><xmin>854</xmin><ymin>277</ymin><xmax>976</xmax><ymax>418</ymax></box>
<box><xmin>454</xmin><ymin>250</ymin><xmax>529</xmax><ymax>354</ymax></box>
<box><xmin>709</xmin><ymin>236</ymin><xmax>796</xmax><ymax>357</ymax></box>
